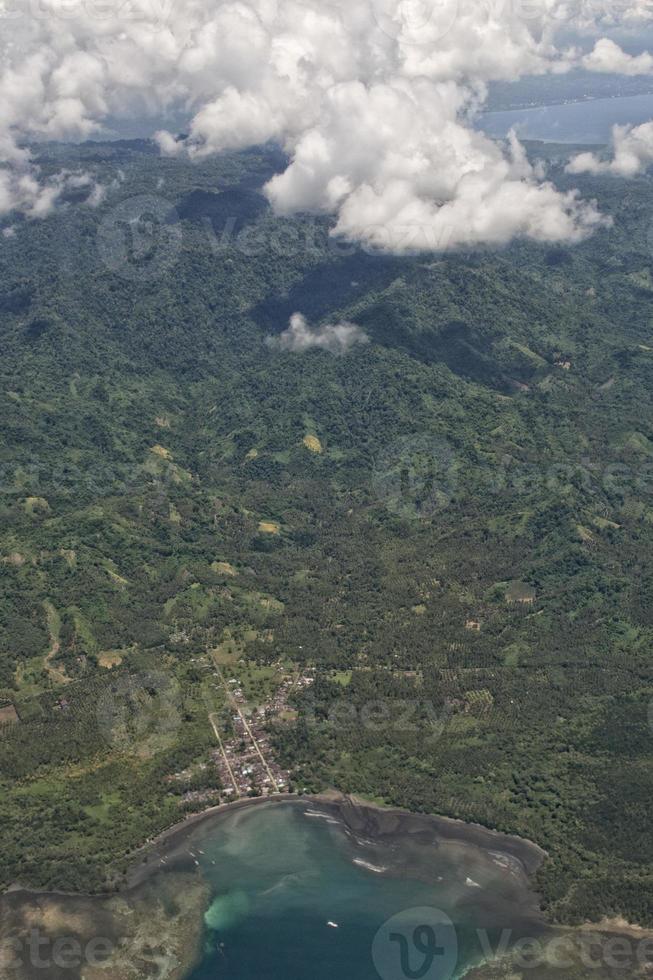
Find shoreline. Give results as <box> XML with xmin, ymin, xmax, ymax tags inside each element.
<box><xmin>3</xmin><ymin>789</ymin><xmax>546</xmax><ymax>900</ymax></box>
<box><xmin>485</xmin><ymin>90</ymin><xmax>653</xmax><ymax>114</ymax></box>
<box><xmin>3</xmin><ymin>793</ymin><xmax>651</xmax><ymax>980</ymax></box>
<box><xmin>139</xmin><ymin>790</ymin><xmax>548</xmax><ymax>875</ymax></box>
<box><xmin>4</xmin><ymin>791</ymin><xmax>649</xmax><ymax>942</ymax></box>
<box><xmin>126</xmin><ymin>789</ymin><xmax>548</xmax><ymax>889</ymax></box>
<box><xmin>344</xmin><ymin>793</ymin><xmax>547</xmax><ymax>873</ymax></box>
<box><xmin>2</xmin><ymin>794</ymin><xmax>298</xmax><ymax>901</ymax></box>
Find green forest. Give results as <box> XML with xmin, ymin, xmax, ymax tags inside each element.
<box><xmin>0</xmin><ymin>137</ymin><xmax>651</xmax><ymax>925</ymax></box>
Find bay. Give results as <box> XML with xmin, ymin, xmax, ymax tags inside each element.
<box><xmin>178</xmin><ymin>799</ymin><xmax>548</xmax><ymax>980</ymax></box>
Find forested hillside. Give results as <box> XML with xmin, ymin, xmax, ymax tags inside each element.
<box><xmin>0</xmin><ymin>138</ymin><xmax>651</xmax><ymax>923</ymax></box>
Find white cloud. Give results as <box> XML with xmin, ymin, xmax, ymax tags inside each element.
<box><xmin>582</xmin><ymin>38</ymin><xmax>653</xmax><ymax>75</ymax></box>
<box><xmin>267</xmin><ymin>312</ymin><xmax>369</xmax><ymax>353</ymax></box>
<box><xmin>154</xmin><ymin>129</ymin><xmax>184</xmax><ymax>157</ymax></box>
<box><xmin>0</xmin><ymin>165</ymin><xmax>106</xmax><ymax>218</ymax></box>
<box><xmin>268</xmin><ymin>103</ymin><xmax>607</xmax><ymax>251</ymax></box>
<box><xmin>567</xmin><ymin>120</ymin><xmax>653</xmax><ymax>176</ymax></box>
<box><xmin>0</xmin><ymin>167</ymin><xmax>60</xmax><ymax>218</ymax></box>
<box><xmin>556</xmin><ymin>0</ymin><xmax>653</xmax><ymax>33</ymax></box>
<box><xmin>0</xmin><ymin>0</ymin><xmax>650</xmax><ymax>241</ymax></box>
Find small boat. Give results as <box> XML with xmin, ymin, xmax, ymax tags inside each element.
<box><xmin>326</xmin><ymin>921</ymin><xmax>339</xmax><ymax>929</ymax></box>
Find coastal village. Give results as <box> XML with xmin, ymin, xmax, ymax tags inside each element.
<box><xmin>170</xmin><ymin>653</ymin><xmax>315</xmax><ymax>806</ymax></box>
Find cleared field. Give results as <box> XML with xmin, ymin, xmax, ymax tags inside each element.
<box><xmin>0</xmin><ymin>704</ymin><xmax>19</xmax><ymax>726</ymax></box>
<box><xmin>258</xmin><ymin>521</ymin><xmax>280</xmax><ymax>534</ymax></box>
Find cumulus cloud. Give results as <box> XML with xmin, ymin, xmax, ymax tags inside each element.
<box><xmin>567</xmin><ymin>120</ymin><xmax>653</xmax><ymax>176</ymax></box>
<box><xmin>0</xmin><ymin>0</ymin><xmax>651</xmax><ymax>242</ymax></box>
<box><xmin>266</xmin><ymin>312</ymin><xmax>369</xmax><ymax>353</ymax></box>
<box><xmin>562</xmin><ymin>0</ymin><xmax>653</xmax><ymax>32</ymax></box>
<box><xmin>582</xmin><ymin>38</ymin><xmax>653</xmax><ymax>75</ymax></box>
<box><xmin>0</xmin><ymin>165</ymin><xmax>103</xmax><ymax>218</ymax></box>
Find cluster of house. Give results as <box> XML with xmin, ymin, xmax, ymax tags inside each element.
<box><xmin>263</xmin><ymin>670</ymin><xmax>315</xmax><ymax>722</ymax></box>
<box><xmin>162</xmin><ymin>658</ymin><xmax>315</xmax><ymax>805</ymax></box>
<box><xmin>213</xmin><ymin>669</ymin><xmax>315</xmax><ymax>799</ymax></box>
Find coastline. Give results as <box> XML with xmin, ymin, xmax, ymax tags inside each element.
<box><xmin>1</xmin><ymin>794</ymin><xmax>299</xmax><ymax>900</ymax></box>
<box><xmin>123</xmin><ymin>789</ymin><xmax>548</xmax><ymax>892</ymax></box>
<box><xmin>2</xmin><ymin>789</ymin><xmax>546</xmax><ymax>901</ymax></box>
<box><xmin>343</xmin><ymin>792</ymin><xmax>547</xmax><ymax>875</ymax></box>
<box><xmin>4</xmin><ymin>790</ymin><xmax>649</xmax><ymax>937</ymax></box>
<box><xmin>2</xmin><ymin>793</ymin><xmax>650</xmax><ymax>980</ymax></box>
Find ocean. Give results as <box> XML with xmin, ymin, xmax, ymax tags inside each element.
<box><xmin>479</xmin><ymin>92</ymin><xmax>653</xmax><ymax>144</ymax></box>
<box><xmin>178</xmin><ymin>800</ymin><xmax>548</xmax><ymax>980</ymax></box>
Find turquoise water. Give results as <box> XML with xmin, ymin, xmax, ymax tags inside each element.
<box><xmin>180</xmin><ymin>801</ymin><xmax>546</xmax><ymax>980</ymax></box>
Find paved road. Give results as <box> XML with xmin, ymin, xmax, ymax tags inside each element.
<box><xmin>210</xmin><ymin>651</ymin><xmax>281</xmax><ymax>793</ymax></box>
<box><xmin>208</xmin><ymin>711</ymin><xmax>240</xmax><ymax>796</ymax></box>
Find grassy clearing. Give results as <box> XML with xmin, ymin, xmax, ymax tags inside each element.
<box><xmin>24</xmin><ymin>497</ymin><xmax>50</xmax><ymax>517</ymax></box>
<box><xmin>258</xmin><ymin>521</ymin><xmax>280</xmax><ymax>534</ymax></box>
<box><xmin>84</xmin><ymin>791</ymin><xmax>122</xmax><ymax>825</ymax></box>
<box><xmin>212</xmin><ymin>626</ymin><xmax>257</xmax><ymax>665</ymax></box>
<box><xmin>303</xmin><ymin>434</ymin><xmax>323</xmax><ymax>453</ymax></box>
<box><xmin>505</xmin><ymin>581</ymin><xmax>536</xmax><ymax>604</ymax></box>
<box><xmin>331</xmin><ymin>671</ymin><xmax>353</xmax><ymax>686</ymax></box>
<box><xmin>149</xmin><ymin>444</ymin><xmax>173</xmax><ymax>460</ymax></box>
<box><xmin>212</xmin><ymin>560</ymin><xmax>238</xmax><ymax>577</ymax></box>
<box><xmin>0</xmin><ymin>704</ymin><xmax>19</xmax><ymax>726</ymax></box>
